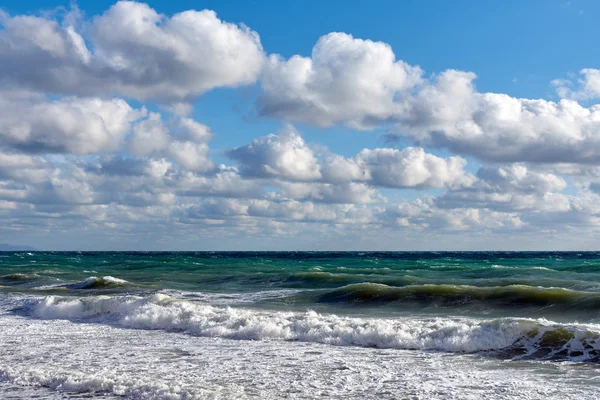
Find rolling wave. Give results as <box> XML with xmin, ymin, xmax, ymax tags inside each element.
<box><xmin>22</xmin><ymin>294</ymin><xmax>600</xmax><ymax>362</ymax></box>
<box><xmin>282</xmin><ymin>271</ymin><xmax>421</xmax><ymax>288</ymax></box>
<box><xmin>0</xmin><ymin>273</ymin><xmax>40</xmax><ymax>283</ymax></box>
<box><xmin>67</xmin><ymin>276</ymin><xmax>132</xmax><ymax>290</ymax></box>
<box><xmin>317</xmin><ymin>282</ymin><xmax>600</xmax><ymax>310</ymax></box>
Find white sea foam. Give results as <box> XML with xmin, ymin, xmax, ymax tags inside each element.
<box><xmin>26</xmin><ymin>294</ymin><xmax>600</xmax><ymax>359</ymax></box>
<box><xmin>2</xmin><ymin>297</ymin><xmax>600</xmax><ymax>399</ymax></box>
<box><xmin>0</xmin><ymin>366</ymin><xmax>191</xmax><ymax>399</ymax></box>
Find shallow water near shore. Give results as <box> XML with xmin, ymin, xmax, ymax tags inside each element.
<box><xmin>2</xmin><ymin>251</ymin><xmax>600</xmax><ymax>398</ymax></box>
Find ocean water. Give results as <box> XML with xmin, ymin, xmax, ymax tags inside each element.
<box><xmin>1</xmin><ymin>252</ymin><xmax>600</xmax><ymax>399</ymax></box>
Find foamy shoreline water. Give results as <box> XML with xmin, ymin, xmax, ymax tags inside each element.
<box><xmin>1</xmin><ymin>310</ymin><xmax>599</xmax><ymax>399</ymax></box>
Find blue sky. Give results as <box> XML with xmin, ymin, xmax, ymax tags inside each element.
<box><xmin>1</xmin><ymin>0</ymin><xmax>600</xmax><ymax>250</ymax></box>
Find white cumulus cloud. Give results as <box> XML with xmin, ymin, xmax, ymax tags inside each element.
<box><xmin>259</xmin><ymin>32</ymin><xmax>422</xmax><ymax>129</ymax></box>
<box><xmin>0</xmin><ymin>1</ymin><xmax>265</xmax><ymax>101</ymax></box>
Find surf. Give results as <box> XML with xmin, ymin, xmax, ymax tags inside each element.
<box><xmin>20</xmin><ymin>293</ymin><xmax>600</xmax><ymax>362</ymax></box>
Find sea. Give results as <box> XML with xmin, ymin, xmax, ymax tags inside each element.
<box><xmin>1</xmin><ymin>251</ymin><xmax>600</xmax><ymax>399</ymax></box>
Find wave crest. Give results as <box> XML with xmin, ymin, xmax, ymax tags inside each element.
<box><xmin>0</xmin><ymin>273</ymin><xmax>40</xmax><ymax>282</ymax></box>
<box><xmin>25</xmin><ymin>294</ymin><xmax>600</xmax><ymax>362</ymax></box>
<box><xmin>283</xmin><ymin>271</ymin><xmax>419</xmax><ymax>288</ymax></box>
<box><xmin>318</xmin><ymin>283</ymin><xmax>600</xmax><ymax>310</ymax></box>
<box><xmin>67</xmin><ymin>276</ymin><xmax>131</xmax><ymax>290</ymax></box>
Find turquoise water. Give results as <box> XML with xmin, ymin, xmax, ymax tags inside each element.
<box><xmin>3</xmin><ymin>252</ymin><xmax>600</xmax><ymax>398</ymax></box>
<box><xmin>3</xmin><ymin>251</ymin><xmax>600</xmax><ymax>320</ymax></box>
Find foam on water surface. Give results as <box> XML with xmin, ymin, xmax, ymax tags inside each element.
<box><xmin>1</xmin><ymin>310</ymin><xmax>599</xmax><ymax>399</ymax></box>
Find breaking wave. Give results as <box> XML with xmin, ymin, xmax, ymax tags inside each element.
<box><xmin>24</xmin><ymin>294</ymin><xmax>600</xmax><ymax>362</ymax></box>
<box><xmin>67</xmin><ymin>276</ymin><xmax>132</xmax><ymax>290</ymax></box>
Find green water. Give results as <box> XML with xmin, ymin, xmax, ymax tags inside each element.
<box><xmin>3</xmin><ymin>251</ymin><xmax>600</xmax><ymax>321</ymax></box>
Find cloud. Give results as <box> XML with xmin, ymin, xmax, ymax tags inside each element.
<box><xmin>257</xmin><ymin>32</ymin><xmax>600</xmax><ymax>165</ymax></box>
<box><xmin>0</xmin><ymin>94</ymin><xmax>145</xmax><ymax>154</ymax></box>
<box><xmin>259</xmin><ymin>32</ymin><xmax>422</xmax><ymax>129</ymax></box>
<box><xmin>174</xmin><ymin>166</ymin><xmax>265</xmax><ymax>199</ymax></box>
<box><xmin>29</xmin><ymin>175</ymin><xmax>97</xmax><ymax>206</ymax></box>
<box><xmin>327</xmin><ymin>147</ymin><xmax>473</xmax><ymax>189</ymax></box>
<box><xmin>168</xmin><ymin>141</ymin><xmax>212</xmax><ymax>173</ymax></box>
<box><xmin>177</xmin><ymin>118</ymin><xmax>212</xmax><ymax>142</ymax></box>
<box><xmin>379</xmin><ymin>197</ymin><xmax>524</xmax><ymax>231</ymax></box>
<box><xmin>0</xmin><ymin>91</ymin><xmax>215</xmax><ymax>175</ymax></box>
<box><xmin>129</xmin><ymin>113</ymin><xmax>170</xmax><ymax>155</ymax></box>
<box><xmin>436</xmin><ymin>164</ymin><xmax>568</xmax><ymax>212</ymax></box>
<box><xmin>85</xmin><ymin>156</ymin><xmax>149</xmax><ymax>177</ymax></box>
<box><xmin>227</xmin><ymin>126</ymin><xmax>322</xmax><ymax>181</ymax></box>
<box><xmin>129</xmin><ymin>112</ymin><xmax>215</xmax><ymax>172</ymax></box>
<box><xmin>228</xmin><ymin>128</ymin><xmax>473</xmax><ymax>189</ymax></box>
<box><xmin>0</xmin><ymin>1</ymin><xmax>265</xmax><ymax>101</ymax></box>
<box><xmin>276</xmin><ymin>182</ymin><xmax>381</xmax><ymax>204</ymax></box>
<box><xmin>399</xmin><ymin>70</ymin><xmax>600</xmax><ymax>164</ymax></box>
<box><xmin>475</xmin><ymin>164</ymin><xmax>566</xmax><ymax>194</ymax></box>
<box><xmin>245</xmin><ymin>199</ymin><xmax>368</xmax><ymax>224</ymax></box>
<box><xmin>3</xmin><ymin>136</ymin><xmax>600</xmax><ymax>247</ymax></box>
<box><xmin>0</xmin><ymin>153</ymin><xmax>49</xmax><ymax>183</ymax></box>
<box><xmin>553</xmin><ymin>69</ymin><xmax>600</xmax><ymax>100</ymax></box>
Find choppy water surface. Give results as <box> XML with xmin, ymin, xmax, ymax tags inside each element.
<box><xmin>2</xmin><ymin>251</ymin><xmax>600</xmax><ymax>399</ymax></box>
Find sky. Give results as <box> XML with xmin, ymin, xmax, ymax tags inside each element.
<box><xmin>1</xmin><ymin>0</ymin><xmax>600</xmax><ymax>250</ymax></box>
